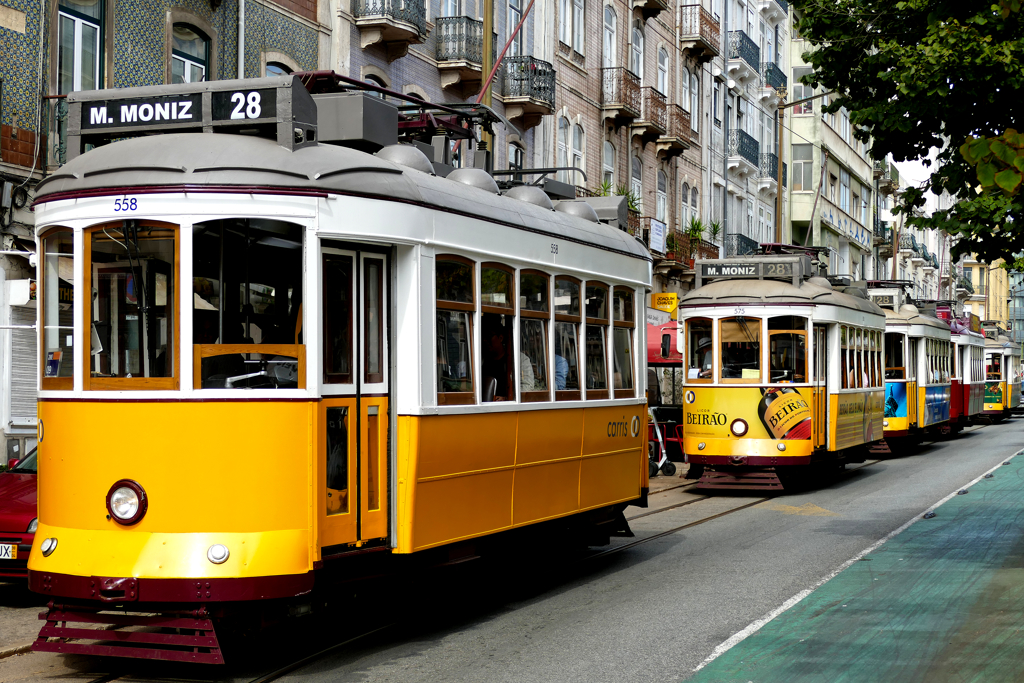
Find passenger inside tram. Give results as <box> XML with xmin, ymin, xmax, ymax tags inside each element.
<box><xmin>720</xmin><ymin>317</ymin><xmax>761</xmax><ymax>380</ymax></box>
<box><xmin>482</xmin><ymin>313</ymin><xmax>514</xmax><ymax>401</ymax></box>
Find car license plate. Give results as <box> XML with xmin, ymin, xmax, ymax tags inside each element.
<box><xmin>0</xmin><ymin>544</ymin><xmax>15</xmax><ymax>560</ymax></box>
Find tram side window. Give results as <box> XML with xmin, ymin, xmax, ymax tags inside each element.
<box><xmin>436</xmin><ymin>256</ymin><xmax>476</xmax><ymax>404</ymax></box>
<box><xmin>41</xmin><ymin>229</ymin><xmax>75</xmax><ymax>389</ymax></box>
<box><xmin>720</xmin><ymin>317</ymin><xmax>761</xmax><ymax>383</ymax></box>
<box><xmin>480</xmin><ymin>263</ymin><xmax>516</xmax><ymax>402</ymax></box>
<box><xmin>768</xmin><ymin>316</ymin><xmax>807</xmax><ymax>383</ymax></box>
<box><xmin>875</xmin><ymin>331</ymin><xmax>883</xmax><ymax>387</ymax></box>
<box><xmin>520</xmin><ymin>270</ymin><xmax>550</xmax><ymax>401</ymax></box>
<box><xmin>585</xmin><ymin>282</ymin><xmax>610</xmax><ymax>399</ymax></box>
<box><xmin>885</xmin><ymin>333</ymin><xmax>905</xmax><ymax>380</ymax></box>
<box><xmin>687</xmin><ymin>318</ymin><xmax>713</xmax><ymax>381</ymax></box>
<box><xmin>856</xmin><ymin>329</ymin><xmax>865</xmax><ymax>388</ymax></box>
<box><xmin>869</xmin><ymin>331</ymin><xmax>878</xmax><ymax>388</ymax></box>
<box><xmin>908</xmin><ymin>339</ymin><xmax>918</xmax><ymax>380</ymax></box>
<box><xmin>87</xmin><ymin>222</ymin><xmax>177</xmax><ymax>389</ymax></box>
<box><xmin>192</xmin><ymin>220</ymin><xmax>304</xmax><ymax>390</ymax></box>
<box><xmin>554</xmin><ymin>276</ymin><xmax>582</xmax><ymax>399</ymax></box>
<box><xmin>840</xmin><ymin>326</ymin><xmax>849</xmax><ymax>388</ymax></box>
<box><xmin>612</xmin><ymin>287</ymin><xmax>635</xmax><ymax>397</ymax></box>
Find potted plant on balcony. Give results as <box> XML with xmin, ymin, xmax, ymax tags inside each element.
<box><xmin>665</xmin><ymin>230</ymin><xmax>678</xmax><ymax>260</ymax></box>
<box><xmin>685</xmin><ymin>217</ymin><xmax>705</xmax><ymax>268</ymax></box>
<box><xmin>706</xmin><ymin>220</ymin><xmax>722</xmax><ymax>246</ymax></box>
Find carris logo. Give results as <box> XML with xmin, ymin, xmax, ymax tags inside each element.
<box><xmin>607</xmin><ymin>416</ymin><xmax>639</xmax><ymax>438</ymax></box>
<box><xmin>685</xmin><ymin>390</ymin><xmax>695</xmax><ymax>404</ymax></box>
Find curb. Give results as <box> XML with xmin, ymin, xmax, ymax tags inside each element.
<box><xmin>0</xmin><ymin>642</ymin><xmax>33</xmax><ymax>661</ymax></box>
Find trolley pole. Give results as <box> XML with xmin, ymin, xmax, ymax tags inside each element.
<box><xmin>480</xmin><ymin>0</ymin><xmax>494</xmax><ymax>154</ymax></box>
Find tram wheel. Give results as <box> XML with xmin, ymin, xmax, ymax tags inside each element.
<box><xmin>661</xmin><ymin>462</ymin><xmax>677</xmax><ymax>476</ymax></box>
<box><xmin>649</xmin><ymin>461</ymin><xmax>660</xmax><ymax>478</ymax></box>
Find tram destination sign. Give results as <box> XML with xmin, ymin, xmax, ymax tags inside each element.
<box><xmin>80</xmin><ymin>89</ymin><xmax>279</xmax><ymax>130</ymax></box>
<box><xmin>700</xmin><ymin>262</ymin><xmax>793</xmax><ymax>279</ymax></box>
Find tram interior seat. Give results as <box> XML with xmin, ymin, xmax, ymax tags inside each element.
<box><xmin>482</xmin><ymin>376</ymin><xmax>498</xmax><ymax>402</ymax></box>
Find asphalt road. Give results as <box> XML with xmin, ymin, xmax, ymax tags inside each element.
<box><xmin>2</xmin><ymin>419</ymin><xmax>1022</xmax><ymax>683</ymax></box>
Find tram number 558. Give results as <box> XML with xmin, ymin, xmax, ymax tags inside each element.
<box><xmin>229</xmin><ymin>92</ymin><xmax>263</xmax><ymax>120</ymax></box>
<box><xmin>113</xmin><ymin>196</ymin><xmax>138</xmax><ymax>212</ymax></box>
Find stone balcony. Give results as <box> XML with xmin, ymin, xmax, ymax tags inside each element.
<box><xmin>354</xmin><ymin>0</ymin><xmax>427</xmax><ymax>62</ymax></box>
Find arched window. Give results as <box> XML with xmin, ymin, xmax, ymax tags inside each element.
<box><xmin>603</xmin><ymin>6</ymin><xmax>617</xmax><ymax>69</ymax></box>
<box><xmin>602</xmin><ymin>141</ymin><xmax>615</xmax><ymax>186</ymax></box>
<box><xmin>691</xmin><ymin>187</ymin><xmax>699</xmax><ymax>221</ymax></box>
<box><xmin>657</xmin><ymin>47</ymin><xmax>668</xmax><ymax>95</ymax></box>
<box><xmin>171</xmin><ymin>24</ymin><xmax>209</xmax><ymax>83</ymax></box>
<box><xmin>690</xmin><ymin>72</ymin><xmax>699</xmax><ymax>131</ymax></box>
<box><xmin>509</xmin><ymin>142</ymin><xmax>525</xmax><ymax>171</ymax></box>
<box><xmin>557</xmin><ymin>117</ymin><xmax>570</xmax><ymax>183</ymax></box>
<box><xmin>631</xmin><ymin>155</ymin><xmax>643</xmax><ymax>213</ymax></box>
<box><xmin>681</xmin><ymin>182</ymin><xmax>691</xmax><ymax>226</ymax></box>
<box><xmin>508</xmin><ymin>0</ymin><xmax>522</xmax><ymax>56</ymax></box>
<box><xmin>364</xmin><ymin>74</ymin><xmax>387</xmax><ymax>98</ymax></box>
<box><xmin>656</xmin><ymin>171</ymin><xmax>667</xmax><ymax>222</ymax></box>
<box><xmin>630</xmin><ymin>19</ymin><xmax>644</xmax><ymax>79</ymax></box>
<box><xmin>572</xmin><ymin>124</ymin><xmax>585</xmax><ymax>186</ymax></box>
<box><xmin>265</xmin><ymin>62</ymin><xmax>292</xmax><ymax>77</ymax></box>
<box><xmin>681</xmin><ymin>66</ymin><xmax>691</xmax><ymax>112</ymax></box>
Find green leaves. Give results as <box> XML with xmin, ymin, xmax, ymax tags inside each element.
<box><xmin>960</xmin><ymin>129</ymin><xmax>1024</xmax><ymax>197</ymax></box>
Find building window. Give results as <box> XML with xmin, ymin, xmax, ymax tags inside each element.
<box><xmin>840</xmin><ymin>169</ymin><xmax>851</xmax><ymax>213</ymax></box>
<box><xmin>630</xmin><ymin>19</ymin><xmax>644</xmax><ymax>79</ymax></box>
<box><xmin>791</xmin><ymin>67</ymin><xmax>814</xmax><ymax>114</ymax></box>
<box><xmin>171</xmin><ymin>24</ymin><xmax>208</xmax><ymax>83</ymax></box>
<box><xmin>657</xmin><ymin>47</ymin><xmax>668</xmax><ymax>95</ymax></box>
<box><xmin>691</xmin><ymin>72</ymin><xmax>699</xmax><ymax>131</ymax></box>
<box><xmin>441</xmin><ymin>0</ymin><xmax>459</xmax><ymax>17</ymax></box>
<box><xmin>266</xmin><ymin>62</ymin><xmax>292</xmax><ymax>77</ymax></box>
<box><xmin>631</xmin><ymin>155</ymin><xmax>643</xmax><ymax>213</ymax></box>
<box><xmin>656</xmin><ymin>171</ymin><xmax>667</xmax><ymax>222</ymax></box>
<box><xmin>364</xmin><ymin>74</ymin><xmax>387</xmax><ymax>98</ymax></box>
<box><xmin>602</xmin><ymin>140</ymin><xmax>615</xmax><ymax>186</ymax></box>
<box><xmin>573</xmin><ymin>0</ymin><xmax>585</xmax><ymax>52</ymax></box>
<box><xmin>508</xmin><ymin>0</ymin><xmax>522</xmax><ymax>56</ymax></box>
<box><xmin>691</xmin><ymin>186</ymin><xmax>699</xmax><ymax>221</ymax></box>
<box><xmin>603</xmin><ymin>6</ymin><xmax>617</xmax><ymax>68</ymax></box>
<box><xmin>681</xmin><ymin>67</ymin><xmax>691</xmax><ymax>111</ymax></box>
<box><xmin>861</xmin><ymin>189</ymin><xmax>869</xmax><ymax>225</ymax></box>
<box><xmin>840</xmin><ymin>107</ymin><xmax>851</xmax><ymax>144</ymax></box>
<box><xmin>681</xmin><ymin>182</ymin><xmax>691</xmax><ymax>226</ymax></box>
<box><xmin>561</xmin><ymin>0</ymin><xmax>584</xmax><ymax>51</ymax></box>
<box><xmin>508</xmin><ymin>142</ymin><xmax>524</xmax><ymax>171</ymax></box>
<box><xmin>58</xmin><ymin>0</ymin><xmax>103</xmax><ymax>94</ymax></box>
<box><xmin>572</xmin><ymin>124</ymin><xmax>585</xmax><ymax>186</ymax></box>
<box><xmin>713</xmin><ymin>80</ymin><xmax>720</xmax><ymax>126</ymax></box>
<box><xmin>557</xmin><ymin>117</ymin><xmax>570</xmax><ymax>183</ymax></box>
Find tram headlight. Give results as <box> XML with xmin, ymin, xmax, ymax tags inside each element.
<box><xmin>40</xmin><ymin>538</ymin><xmax>58</xmax><ymax>557</ymax></box>
<box><xmin>730</xmin><ymin>419</ymin><xmax>749</xmax><ymax>437</ymax></box>
<box><xmin>106</xmin><ymin>480</ymin><xmax>148</xmax><ymax>526</ymax></box>
<box><xmin>883</xmin><ymin>420</ymin><xmax>889</xmax><ymax>427</ymax></box>
<box><xmin>697</xmin><ymin>442</ymin><xmax>706</xmax><ymax>451</ymax></box>
<box><xmin>207</xmin><ymin>544</ymin><xmax>230</xmax><ymax>564</ymax></box>
<box><xmin>777</xmin><ymin>443</ymin><xmax>787</xmax><ymax>452</ymax></box>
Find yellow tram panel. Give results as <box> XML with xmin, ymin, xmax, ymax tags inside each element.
<box><xmin>828</xmin><ymin>391</ymin><xmax>884</xmax><ymax>452</ymax></box>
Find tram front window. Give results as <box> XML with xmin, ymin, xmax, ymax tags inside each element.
<box><xmin>987</xmin><ymin>355</ymin><xmax>1002</xmax><ymax>380</ymax></box>
<box><xmin>686</xmin><ymin>318</ymin><xmax>713</xmax><ymax>380</ymax></box>
<box><xmin>720</xmin><ymin>317</ymin><xmax>761</xmax><ymax>383</ymax></box>
<box><xmin>885</xmin><ymin>333</ymin><xmax>905</xmax><ymax>379</ymax></box>
<box><xmin>768</xmin><ymin>316</ymin><xmax>807</xmax><ymax>383</ymax></box>
<box><xmin>192</xmin><ymin>220</ymin><xmax>304</xmax><ymax>389</ymax></box>
<box><xmin>87</xmin><ymin>222</ymin><xmax>176</xmax><ymax>388</ymax></box>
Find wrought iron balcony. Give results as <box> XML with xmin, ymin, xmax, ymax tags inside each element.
<box><xmin>503</xmin><ymin>56</ymin><xmax>555</xmax><ymax>129</ymax></box>
<box><xmin>757</xmin><ymin>151</ymin><xmax>784</xmax><ymax>194</ymax></box>
<box><xmin>878</xmin><ymin>159</ymin><xmax>900</xmax><ymax>195</ymax></box>
<box><xmin>601</xmin><ymin>67</ymin><xmax>641</xmax><ymax>123</ymax></box>
<box><xmin>656</xmin><ymin>104</ymin><xmax>692</xmax><ymax>158</ymax></box>
<box><xmin>761</xmin><ymin>62</ymin><xmax>786</xmax><ymax>91</ymax></box>
<box><xmin>634</xmin><ymin>87</ymin><xmax>667</xmax><ymax>141</ymax></box>
<box><xmin>678</xmin><ymin>5</ymin><xmax>720</xmax><ymax>63</ymax></box>
<box><xmin>957</xmin><ymin>276</ymin><xmax>974</xmax><ymax>295</ymax></box>
<box><xmin>436</xmin><ymin>17</ymin><xmax>497</xmax><ymax>90</ymax></box>
<box><xmin>725</xmin><ymin>233</ymin><xmax>759</xmax><ymax>257</ymax></box>
<box><xmin>728</xmin><ymin>129</ymin><xmax>759</xmax><ymax>177</ymax></box>
<box><xmin>727</xmin><ymin>30</ymin><xmax>760</xmax><ymax>85</ymax></box>
<box><xmin>354</xmin><ymin>0</ymin><xmax>427</xmax><ymax>60</ymax></box>
<box><xmin>898</xmin><ymin>233</ymin><xmax>914</xmax><ymax>252</ymax></box>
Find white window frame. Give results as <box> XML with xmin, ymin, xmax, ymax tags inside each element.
<box><xmin>57</xmin><ymin>9</ymin><xmax>101</xmax><ymax>94</ymax></box>
<box><xmin>603</xmin><ymin>140</ymin><xmax>615</xmax><ymax>186</ymax></box>
<box><xmin>657</xmin><ymin>47</ymin><xmax>668</xmax><ymax>95</ymax></box>
<box><xmin>631</xmin><ymin>155</ymin><xmax>643</xmax><ymax>213</ymax></box>
<box><xmin>630</xmin><ymin>20</ymin><xmax>644</xmax><ymax>79</ymax></box>
<box><xmin>603</xmin><ymin>6</ymin><xmax>616</xmax><ymax>68</ymax></box>
<box><xmin>508</xmin><ymin>0</ymin><xmax>522</xmax><ymax>56</ymax></box>
<box><xmin>681</xmin><ymin>182</ymin><xmax>691</xmax><ymax>226</ymax></box>
<box><xmin>572</xmin><ymin>124</ymin><xmax>586</xmax><ymax>186</ymax></box>
<box><xmin>572</xmin><ymin>0</ymin><xmax>585</xmax><ymax>52</ymax></box>
<box><xmin>557</xmin><ymin>117</ymin><xmax>570</xmax><ymax>183</ymax></box>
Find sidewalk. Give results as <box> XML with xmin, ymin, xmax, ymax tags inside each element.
<box><xmin>688</xmin><ymin>456</ymin><xmax>1024</xmax><ymax>683</ymax></box>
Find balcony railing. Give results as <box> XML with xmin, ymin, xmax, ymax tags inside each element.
<box><xmin>668</xmin><ymin>104</ymin><xmax>692</xmax><ymax>140</ymax></box>
<box><xmin>601</xmin><ymin>67</ymin><xmax>642</xmax><ymax>117</ymax></box>
<box><xmin>625</xmin><ymin>208</ymin><xmax>642</xmax><ymax>237</ymax></box>
<box><xmin>728</xmin><ymin>129</ymin><xmax>759</xmax><ymax>168</ymax></box>
<box><xmin>725</xmin><ymin>233</ymin><xmax>759</xmax><ymax>257</ymax></box>
<box><xmin>961</xmin><ymin>277</ymin><xmax>975</xmax><ymax>295</ymax></box>
<box><xmin>678</xmin><ymin>5</ymin><xmax>721</xmax><ymax>57</ymax></box>
<box><xmin>898</xmin><ymin>233</ymin><xmax>914</xmax><ymax>251</ymax></box>
<box><xmin>759</xmin><ymin>151</ymin><xmax>778</xmax><ymax>180</ymax></box>
<box><xmin>353</xmin><ymin>0</ymin><xmax>427</xmax><ymax>34</ymax></box>
<box><xmin>504</xmin><ymin>56</ymin><xmax>555</xmax><ymax>108</ymax></box>
<box><xmin>974</xmin><ymin>284</ymin><xmax>988</xmax><ymax>295</ymax></box>
<box><xmin>639</xmin><ymin>86</ymin><xmax>668</xmax><ymax>131</ymax></box>
<box><xmin>728</xmin><ymin>30</ymin><xmax>760</xmax><ymax>71</ymax></box>
<box><xmin>761</xmin><ymin>62</ymin><xmax>786</xmax><ymax>91</ymax></box>
<box><xmin>436</xmin><ymin>16</ymin><xmax>486</xmax><ymax>63</ymax></box>
<box><xmin>775</xmin><ymin>0</ymin><xmax>789</xmax><ymax>12</ymax></box>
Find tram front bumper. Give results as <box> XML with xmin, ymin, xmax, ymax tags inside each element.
<box><xmin>683</xmin><ymin>437</ymin><xmax>813</xmax><ymax>466</ymax></box>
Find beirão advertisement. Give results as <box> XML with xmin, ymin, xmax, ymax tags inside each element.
<box><xmin>684</xmin><ymin>387</ymin><xmax>812</xmax><ymax>440</ymax></box>
<box><xmin>985</xmin><ymin>381</ymin><xmax>1004</xmax><ymax>407</ymax></box>
<box><xmin>835</xmin><ymin>391</ymin><xmax>883</xmax><ymax>450</ymax></box>
<box><xmin>923</xmin><ymin>386</ymin><xmax>951</xmax><ymax>426</ymax></box>
<box><xmin>884</xmin><ymin>382</ymin><xmax>907</xmax><ymax>418</ymax></box>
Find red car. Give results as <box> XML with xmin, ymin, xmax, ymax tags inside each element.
<box><xmin>0</xmin><ymin>448</ymin><xmax>37</xmax><ymax>578</ymax></box>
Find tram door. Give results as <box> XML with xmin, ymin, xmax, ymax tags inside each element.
<box><xmin>812</xmin><ymin>324</ymin><xmax>828</xmax><ymax>448</ymax></box>
<box><xmin>320</xmin><ymin>247</ymin><xmax>390</xmax><ymax>549</ymax></box>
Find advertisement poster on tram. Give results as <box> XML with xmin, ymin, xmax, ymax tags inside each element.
<box><xmin>683</xmin><ymin>387</ymin><xmax>812</xmax><ymax>440</ymax></box>
<box><xmin>835</xmin><ymin>391</ymin><xmax>883</xmax><ymax>450</ymax></box>
<box><xmin>923</xmin><ymin>386</ymin><xmax>951</xmax><ymax>425</ymax></box>
<box><xmin>985</xmin><ymin>381</ymin><xmax>1004</xmax><ymax>407</ymax></box>
<box><xmin>884</xmin><ymin>382</ymin><xmax>907</xmax><ymax>418</ymax></box>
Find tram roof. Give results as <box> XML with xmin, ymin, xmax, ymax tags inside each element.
<box><xmin>33</xmin><ymin>133</ymin><xmax>650</xmax><ymax>262</ymax></box>
<box><xmin>678</xmin><ymin>277</ymin><xmax>884</xmax><ymax>316</ymax></box>
<box><xmin>883</xmin><ymin>306</ymin><xmax>950</xmax><ymax>332</ymax></box>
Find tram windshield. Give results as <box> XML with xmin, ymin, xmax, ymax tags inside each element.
<box><xmin>768</xmin><ymin>316</ymin><xmax>807</xmax><ymax>383</ymax></box>
<box><xmin>720</xmin><ymin>317</ymin><xmax>761</xmax><ymax>383</ymax></box>
<box><xmin>987</xmin><ymin>354</ymin><xmax>1002</xmax><ymax>380</ymax></box>
<box><xmin>885</xmin><ymin>333</ymin><xmax>905</xmax><ymax>379</ymax></box>
<box><xmin>686</xmin><ymin>318</ymin><xmax>713</xmax><ymax>381</ymax></box>
<box><xmin>192</xmin><ymin>219</ymin><xmax>304</xmax><ymax>389</ymax></box>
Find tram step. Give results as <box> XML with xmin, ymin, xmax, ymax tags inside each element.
<box><xmin>696</xmin><ymin>469</ymin><xmax>784</xmax><ymax>490</ymax></box>
<box><xmin>868</xmin><ymin>440</ymin><xmax>892</xmax><ymax>455</ymax></box>
<box><xmin>33</xmin><ymin>602</ymin><xmax>224</xmax><ymax>664</ymax></box>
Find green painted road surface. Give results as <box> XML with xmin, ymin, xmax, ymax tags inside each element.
<box><xmin>689</xmin><ymin>457</ymin><xmax>1024</xmax><ymax>683</ymax></box>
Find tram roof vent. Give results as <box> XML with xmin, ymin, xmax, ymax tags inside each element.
<box><xmin>375</xmin><ymin>144</ymin><xmax>435</xmax><ymax>175</ymax></box>
<box><xmin>503</xmin><ymin>184</ymin><xmax>554</xmax><ymax>210</ymax></box>
<box><xmin>899</xmin><ymin>303</ymin><xmax>919</xmax><ymax>316</ymax></box>
<box><xmin>447</xmin><ymin>168</ymin><xmax>500</xmax><ymax>194</ymax></box>
<box><xmin>807</xmin><ymin>276</ymin><xmax>832</xmax><ymax>289</ymax></box>
<box><xmin>553</xmin><ymin>200</ymin><xmax>600</xmax><ymax>223</ymax></box>
<box><xmin>64</xmin><ymin>76</ymin><xmax>318</xmax><ymax>162</ymax></box>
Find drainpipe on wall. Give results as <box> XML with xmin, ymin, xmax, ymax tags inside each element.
<box><xmin>238</xmin><ymin>0</ymin><xmax>246</xmax><ymax>79</ymax></box>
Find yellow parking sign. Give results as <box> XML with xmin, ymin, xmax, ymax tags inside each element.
<box><xmin>652</xmin><ymin>293</ymin><xmax>678</xmax><ymax>319</ymax></box>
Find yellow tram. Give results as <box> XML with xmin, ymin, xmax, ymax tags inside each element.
<box><xmin>866</xmin><ymin>284</ymin><xmax>952</xmax><ymax>440</ymax></box>
<box><xmin>676</xmin><ymin>253</ymin><xmax>885</xmax><ymax>490</ymax></box>
<box><xmin>983</xmin><ymin>327</ymin><xmax>1022</xmax><ymax>419</ymax></box>
<box><xmin>28</xmin><ymin>77</ymin><xmax>650</xmax><ymax>662</ymax></box>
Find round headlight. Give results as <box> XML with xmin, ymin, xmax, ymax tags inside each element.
<box><xmin>883</xmin><ymin>420</ymin><xmax>889</xmax><ymax>427</ymax></box>
<box><xmin>208</xmin><ymin>544</ymin><xmax>230</xmax><ymax>564</ymax></box>
<box><xmin>40</xmin><ymin>537</ymin><xmax>58</xmax><ymax>557</ymax></box>
<box><xmin>730</xmin><ymin>419</ymin><xmax>749</xmax><ymax>437</ymax></box>
<box><xmin>106</xmin><ymin>480</ymin><xmax>148</xmax><ymax>525</ymax></box>
<box><xmin>697</xmin><ymin>442</ymin><xmax>706</xmax><ymax>451</ymax></box>
<box><xmin>777</xmin><ymin>442</ymin><xmax>787</xmax><ymax>451</ymax></box>
<box><xmin>27</xmin><ymin>517</ymin><xmax>38</xmax><ymax>534</ymax></box>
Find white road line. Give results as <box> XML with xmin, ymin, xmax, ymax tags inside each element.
<box><xmin>691</xmin><ymin>448</ymin><xmax>1024</xmax><ymax>673</ymax></box>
